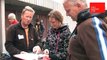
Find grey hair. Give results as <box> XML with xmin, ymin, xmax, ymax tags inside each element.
<box><xmin>79</xmin><ymin>0</ymin><xmax>86</xmax><ymax>3</ymax></box>
<box><xmin>21</xmin><ymin>6</ymin><xmax>35</xmax><ymax>15</ymax></box>
<box><xmin>70</xmin><ymin>0</ymin><xmax>86</xmax><ymax>3</ymax></box>
<box><xmin>69</xmin><ymin>0</ymin><xmax>87</xmax><ymax>7</ymax></box>
<box><xmin>8</xmin><ymin>13</ymin><xmax>16</xmax><ymax>20</ymax></box>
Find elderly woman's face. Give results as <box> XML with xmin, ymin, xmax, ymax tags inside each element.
<box><xmin>49</xmin><ymin>17</ymin><xmax>61</xmax><ymax>29</ymax></box>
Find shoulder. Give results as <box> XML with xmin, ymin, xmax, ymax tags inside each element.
<box><xmin>61</xmin><ymin>25</ymin><xmax>71</xmax><ymax>32</ymax></box>
<box><xmin>7</xmin><ymin>23</ymin><xmax>19</xmax><ymax>30</ymax></box>
<box><xmin>6</xmin><ymin>24</ymin><xmax>20</xmax><ymax>34</ymax></box>
<box><xmin>63</xmin><ymin>25</ymin><xmax>70</xmax><ymax>30</ymax></box>
<box><xmin>77</xmin><ymin>18</ymin><xmax>93</xmax><ymax>30</ymax></box>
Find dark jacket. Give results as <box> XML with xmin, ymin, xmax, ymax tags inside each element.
<box><xmin>44</xmin><ymin>25</ymin><xmax>71</xmax><ymax>60</ymax></box>
<box><xmin>5</xmin><ymin>22</ymin><xmax>39</xmax><ymax>60</ymax></box>
<box><xmin>68</xmin><ymin>9</ymin><xmax>107</xmax><ymax>60</ymax></box>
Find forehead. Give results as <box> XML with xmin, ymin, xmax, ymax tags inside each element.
<box><xmin>64</xmin><ymin>0</ymin><xmax>71</xmax><ymax>4</ymax></box>
<box><xmin>64</xmin><ymin>1</ymin><xmax>73</xmax><ymax>7</ymax></box>
<box><xmin>24</xmin><ymin>10</ymin><xmax>33</xmax><ymax>14</ymax></box>
<box><xmin>64</xmin><ymin>2</ymin><xmax>73</xmax><ymax>10</ymax></box>
<box><xmin>49</xmin><ymin>18</ymin><xmax>58</xmax><ymax>22</ymax></box>
<box><xmin>22</xmin><ymin>11</ymin><xmax>34</xmax><ymax>17</ymax></box>
<box><xmin>22</xmin><ymin>10</ymin><xmax>33</xmax><ymax>15</ymax></box>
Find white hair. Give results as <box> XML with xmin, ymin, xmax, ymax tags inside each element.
<box><xmin>64</xmin><ymin>0</ymin><xmax>87</xmax><ymax>7</ymax></box>
<box><xmin>69</xmin><ymin>0</ymin><xmax>86</xmax><ymax>3</ymax></box>
<box><xmin>8</xmin><ymin>13</ymin><xmax>16</xmax><ymax>20</ymax></box>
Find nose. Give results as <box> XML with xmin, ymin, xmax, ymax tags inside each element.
<box><xmin>27</xmin><ymin>17</ymin><xmax>31</xmax><ymax>21</ymax></box>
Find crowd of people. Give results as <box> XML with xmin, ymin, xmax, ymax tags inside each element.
<box><xmin>5</xmin><ymin>0</ymin><xmax>107</xmax><ymax>60</ymax></box>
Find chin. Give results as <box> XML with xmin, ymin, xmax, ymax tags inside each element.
<box><xmin>25</xmin><ymin>23</ymin><xmax>29</xmax><ymax>26</ymax></box>
<box><xmin>27</xmin><ymin>22</ymin><xmax>30</xmax><ymax>25</ymax></box>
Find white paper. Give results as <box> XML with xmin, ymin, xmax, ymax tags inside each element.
<box><xmin>14</xmin><ymin>53</ymin><xmax>45</xmax><ymax>60</ymax></box>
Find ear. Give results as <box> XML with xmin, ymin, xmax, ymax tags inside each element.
<box><xmin>104</xmin><ymin>16</ymin><xmax>107</xmax><ymax>23</ymax></box>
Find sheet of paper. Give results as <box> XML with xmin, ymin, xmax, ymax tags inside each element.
<box><xmin>14</xmin><ymin>53</ymin><xmax>45</xmax><ymax>60</ymax></box>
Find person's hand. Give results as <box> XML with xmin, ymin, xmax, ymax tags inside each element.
<box><xmin>20</xmin><ymin>51</ymin><xmax>28</xmax><ymax>54</ymax></box>
<box><xmin>33</xmin><ymin>46</ymin><xmax>41</xmax><ymax>54</ymax></box>
<box><xmin>42</xmin><ymin>55</ymin><xmax>50</xmax><ymax>60</ymax></box>
<box><xmin>43</xmin><ymin>49</ymin><xmax>49</xmax><ymax>55</ymax></box>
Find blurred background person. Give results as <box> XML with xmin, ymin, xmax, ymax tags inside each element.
<box><xmin>6</xmin><ymin>13</ymin><xmax>19</xmax><ymax>30</ymax></box>
<box><xmin>8</xmin><ymin>13</ymin><xmax>19</xmax><ymax>25</ymax></box>
<box><xmin>35</xmin><ymin>15</ymin><xmax>45</xmax><ymax>40</ymax></box>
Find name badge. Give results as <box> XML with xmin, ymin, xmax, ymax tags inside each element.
<box><xmin>18</xmin><ymin>34</ymin><xmax>24</xmax><ymax>40</ymax></box>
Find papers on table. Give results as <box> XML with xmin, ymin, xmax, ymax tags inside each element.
<box><xmin>14</xmin><ymin>53</ymin><xmax>45</xmax><ymax>60</ymax></box>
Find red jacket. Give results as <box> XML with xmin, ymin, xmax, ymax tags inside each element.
<box><xmin>10</xmin><ymin>20</ymin><xmax>19</xmax><ymax>25</ymax></box>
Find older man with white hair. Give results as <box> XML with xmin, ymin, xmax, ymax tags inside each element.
<box><xmin>63</xmin><ymin>0</ymin><xmax>107</xmax><ymax>60</ymax></box>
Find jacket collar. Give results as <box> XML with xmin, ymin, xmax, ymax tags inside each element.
<box><xmin>51</xmin><ymin>25</ymin><xmax>68</xmax><ymax>33</ymax></box>
<box><xmin>77</xmin><ymin>8</ymin><xmax>107</xmax><ymax>26</ymax></box>
<box><xmin>18</xmin><ymin>20</ymin><xmax>33</xmax><ymax>29</ymax></box>
<box><xmin>71</xmin><ymin>9</ymin><xmax>107</xmax><ymax>36</ymax></box>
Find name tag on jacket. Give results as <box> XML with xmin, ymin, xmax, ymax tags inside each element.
<box><xmin>18</xmin><ymin>34</ymin><xmax>24</xmax><ymax>40</ymax></box>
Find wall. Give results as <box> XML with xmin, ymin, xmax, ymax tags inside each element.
<box><xmin>0</xmin><ymin>0</ymin><xmax>6</xmax><ymax>53</ymax></box>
